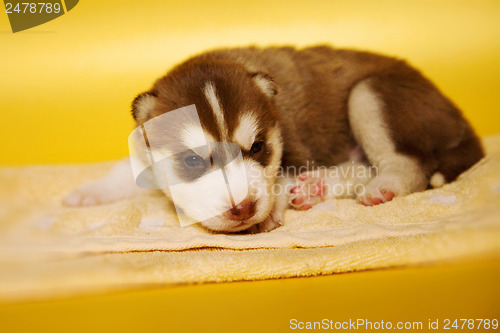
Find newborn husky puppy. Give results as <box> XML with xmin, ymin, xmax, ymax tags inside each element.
<box><xmin>64</xmin><ymin>45</ymin><xmax>484</xmax><ymax>233</ymax></box>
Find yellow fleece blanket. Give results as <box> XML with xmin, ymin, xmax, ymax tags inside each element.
<box><xmin>1</xmin><ymin>137</ymin><xmax>499</xmax><ymax>301</ymax></box>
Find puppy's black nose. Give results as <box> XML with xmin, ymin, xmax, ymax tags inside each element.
<box><xmin>226</xmin><ymin>198</ymin><xmax>256</xmax><ymax>220</ymax></box>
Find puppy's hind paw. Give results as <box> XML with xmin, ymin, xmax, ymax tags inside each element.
<box><xmin>63</xmin><ymin>182</ymin><xmax>118</xmax><ymax>207</ymax></box>
<box><xmin>63</xmin><ymin>189</ymin><xmax>101</xmax><ymax>207</ymax></box>
<box><xmin>358</xmin><ymin>188</ymin><xmax>395</xmax><ymax>206</ymax></box>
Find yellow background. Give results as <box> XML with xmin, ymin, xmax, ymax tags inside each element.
<box><xmin>0</xmin><ymin>1</ymin><xmax>498</xmax><ymax>332</ymax></box>
<box><xmin>0</xmin><ymin>0</ymin><xmax>499</xmax><ymax>165</ymax></box>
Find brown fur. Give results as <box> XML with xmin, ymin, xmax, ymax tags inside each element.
<box><xmin>133</xmin><ymin>45</ymin><xmax>484</xmax><ymax>182</ymax></box>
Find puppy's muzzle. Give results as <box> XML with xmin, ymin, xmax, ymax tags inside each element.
<box><xmin>225</xmin><ymin>197</ymin><xmax>256</xmax><ymax>221</ymax></box>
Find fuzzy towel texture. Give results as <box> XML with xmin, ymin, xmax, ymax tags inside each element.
<box><xmin>1</xmin><ymin>137</ymin><xmax>499</xmax><ymax>301</ymax></box>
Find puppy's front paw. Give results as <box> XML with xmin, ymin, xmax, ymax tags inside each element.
<box><xmin>357</xmin><ymin>177</ymin><xmax>396</xmax><ymax>206</ymax></box>
<box><xmin>289</xmin><ymin>172</ymin><xmax>325</xmax><ymax>210</ymax></box>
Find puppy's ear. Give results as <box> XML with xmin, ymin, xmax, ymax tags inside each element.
<box><xmin>251</xmin><ymin>73</ymin><xmax>277</xmax><ymax>97</ymax></box>
<box><xmin>131</xmin><ymin>92</ymin><xmax>157</xmax><ymax>123</ymax></box>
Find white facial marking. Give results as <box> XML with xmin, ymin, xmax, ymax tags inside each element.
<box><xmin>181</xmin><ymin>124</ymin><xmax>215</xmax><ymax>149</ymax></box>
<box><xmin>168</xmin><ymin>168</ymin><xmax>233</xmax><ymax>222</ymax></box>
<box><xmin>262</xmin><ymin>126</ymin><xmax>284</xmax><ymax>181</ymax></box>
<box><xmin>266</xmin><ymin>126</ymin><xmax>283</xmax><ymax>169</ymax></box>
<box><xmin>224</xmin><ymin>155</ymin><xmax>249</xmax><ymax>205</ymax></box>
<box><xmin>233</xmin><ymin>112</ymin><xmax>259</xmax><ymax>150</ymax></box>
<box><xmin>174</xmin><ymin>121</ymin><xmax>284</xmax><ymax>232</ymax></box>
<box><xmin>198</xmin><ymin>158</ymin><xmax>271</xmax><ymax>232</ymax></box>
<box><xmin>203</xmin><ymin>82</ymin><xmax>228</xmax><ymax>140</ymax></box>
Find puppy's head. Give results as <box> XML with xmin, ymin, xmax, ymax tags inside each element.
<box><xmin>132</xmin><ymin>59</ymin><xmax>283</xmax><ymax>232</ymax></box>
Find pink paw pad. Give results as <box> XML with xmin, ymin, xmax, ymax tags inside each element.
<box><xmin>289</xmin><ymin>172</ymin><xmax>326</xmax><ymax>210</ymax></box>
<box><xmin>360</xmin><ymin>189</ymin><xmax>395</xmax><ymax>206</ymax></box>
